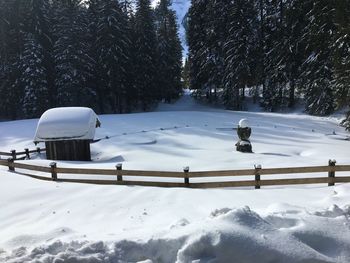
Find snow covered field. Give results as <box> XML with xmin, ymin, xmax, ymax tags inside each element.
<box><xmin>1</xmin><ymin>93</ymin><xmax>350</xmax><ymax>262</ymax></box>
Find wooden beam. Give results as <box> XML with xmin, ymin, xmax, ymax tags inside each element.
<box><xmin>11</xmin><ymin>162</ymin><xmax>51</xmax><ymax>173</ymax></box>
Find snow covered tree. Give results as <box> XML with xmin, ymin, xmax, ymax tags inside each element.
<box><xmin>155</xmin><ymin>0</ymin><xmax>183</xmax><ymax>102</ymax></box>
<box><xmin>332</xmin><ymin>1</ymin><xmax>350</xmax><ymax>109</ymax></box>
<box><xmin>223</xmin><ymin>0</ymin><xmax>258</xmax><ymax>110</ymax></box>
<box><xmin>187</xmin><ymin>0</ymin><xmax>209</xmax><ymax>95</ymax></box>
<box><xmin>333</xmin><ymin>1</ymin><xmax>350</xmax><ymax>129</ymax></box>
<box><xmin>120</xmin><ymin>0</ymin><xmax>135</xmax><ymax>16</ymax></box>
<box><xmin>260</xmin><ymin>0</ymin><xmax>285</xmax><ymax>111</ymax></box>
<box><xmin>302</xmin><ymin>0</ymin><xmax>336</xmax><ymax>116</ymax></box>
<box><xmin>283</xmin><ymin>0</ymin><xmax>312</xmax><ymax>108</ymax></box>
<box><xmin>19</xmin><ymin>33</ymin><xmax>48</xmax><ymax>118</ymax></box>
<box><xmin>124</xmin><ymin>13</ymin><xmax>139</xmax><ymax>112</ymax></box>
<box><xmin>53</xmin><ymin>0</ymin><xmax>94</xmax><ymax>107</ymax></box>
<box><xmin>0</xmin><ymin>0</ymin><xmax>30</xmax><ymax>119</ymax></box>
<box><xmin>202</xmin><ymin>0</ymin><xmax>230</xmax><ymax>102</ymax></box>
<box><xmin>86</xmin><ymin>0</ymin><xmax>101</xmax><ymax>111</ymax></box>
<box><xmin>134</xmin><ymin>0</ymin><xmax>158</xmax><ymax>110</ymax></box>
<box><xmin>25</xmin><ymin>0</ymin><xmax>54</xmax><ymax>108</ymax></box>
<box><xmin>96</xmin><ymin>0</ymin><xmax>130</xmax><ymax>113</ymax></box>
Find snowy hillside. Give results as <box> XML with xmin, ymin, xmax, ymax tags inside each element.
<box><xmin>1</xmin><ymin>93</ymin><xmax>350</xmax><ymax>262</ymax></box>
<box><xmin>152</xmin><ymin>0</ymin><xmax>190</xmax><ymax>54</ymax></box>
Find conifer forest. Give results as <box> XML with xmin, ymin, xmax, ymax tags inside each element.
<box><xmin>187</xmin><ymin>0</ymin><xmax>350</xmax><ymax>129</ymax></box>
<box><xmin>1</xmin><ymin>0</ymin><xmax>350</xmax><ymax>130</ymax></box>
<box><xmin>0</xmin><ymin>0</ymin><xmax>182</xmax><ymax>118</ymax></box>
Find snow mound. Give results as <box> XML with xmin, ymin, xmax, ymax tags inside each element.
<box><xmin>2</xmin><ymin>206</ymin><xmax>350</xmax><ymax>263</ymax></box>
<box><xmin>34</xmin><ymin>107</ymin><xmax>99</xmax><ymax>142</ymax></box>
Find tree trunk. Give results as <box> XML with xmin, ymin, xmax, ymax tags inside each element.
<box><xmin>288</xmin><ymin>80</ymin><xmax>295</xmax><ymax>108</ymax></box>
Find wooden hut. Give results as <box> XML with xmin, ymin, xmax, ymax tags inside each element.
<box><xmin>34</xmin><ymin>107</ymin><xmax>101</xmax><ymax>161</ymax></box>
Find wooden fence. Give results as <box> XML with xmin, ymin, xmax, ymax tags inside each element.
<box><xmin>0</xmin><ymin>148</ymin><xmax>45</xmax><ymax>160</ymax></box>
<box><xmin>0</xmin><ymin>157</ymin><xmax>349</xmax><ymax>189</ymax></box>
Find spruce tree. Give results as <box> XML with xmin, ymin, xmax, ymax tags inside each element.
<box><xmin>19</xmin><ymin>33</ymin><xmax>48</xmax><ymax>118</ymax></box>
<box><xmin>333</xmin><ymin>1</ymin><xmax>350</xmax><ymax>109</ymax></box>
<box><xmin>283</xmin><ymin>0</ymin><xmax>312</xmax><ymax>108</ymax></box>
<box><xmin>187</xmin><ymin>0</ymin><xmax>209</xmax><ymax>97</ymax></box>
<box><xmin>134</xmin><ymin>0</ymin><xmax>158</xmax><ymax>110</ymax></box>
<box><xmin>0</xmin><ymin>0</ymin><xmax>29</xmax><ymax>119</ymax></box>
<box><xmin>86</xmin><ymin>0</ymin><xmax>101</xmax><ymax>112</ymax></box>
<box><xmin>182</xmin><ymin>58</ymin><xmax>190</xmax><ymax>89</ymax></box>
<box><xmin>124</xmin><ymin>13</ymin><xmax>139</xmax><ymax>112</ymax></box>
<box><xmin>334</xmin><ymin>1</ymin><xmax>350</xmax><ymax>129</ymax></box>
<box><xmin>155</xmin><ymin>0</ymin><xmax>183</xmax><ymax>102</ymax></box>
<box><xmin>96</xmin><ymin>0</ymin><xmax>130</xmax><ymax>113</ymax></box>
<box><xmin>223</xmin><ymin>0</ymin><xmax>257</xmax><ymax>110</ymax></box>
<box><xmin>204</xmin><ymin>0</ymin><xmax>230</xmax><ymax>103</ymax></box>
<box><xmin>53</xmin><ymin>0</ymin><xmax>94</xmax><ymax>107</ymax></box>
<box><xmin>302</xmin><ymin>0</ymin><xmax>335</xmax><ymax>116</ymax></box>
<box><xmin>260</xmin><ymin>0</ymin><xmax>282</xmax><ymax>111</ymax></box>
<box><xmin>120</xmin><ymin>0</ymin><xmax>135</xmax><ymax>16</ymax></box>
<box><xmin>26</xmin><ymin>0</ymin><xmax>54</xmax><ymax>108</ymax></box>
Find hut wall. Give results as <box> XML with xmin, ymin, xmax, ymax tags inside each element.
<box><xmin>45</xmin><ymin>140</ymin><xmax>91</xmax><ymax>161</ymax></box>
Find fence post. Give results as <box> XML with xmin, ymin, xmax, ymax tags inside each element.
<box><xmin>25</xmin><ymin>148</ymin><xmax>30</xmax><ymax>159</ymax></box>
<box><xmin>116</xmin><ymin>163</ymin><xmax>123</xmax><ymax>182</ymax></box>
<box><xmin>36</xmin><ymin>147</ymin><xmax>41</xmax><ymax>154</ymax></box>
<box><xmin>184</xmin><ymin>166</ymin><xmax>190</xmax><ymax>186</ymax></box>
<box><xmin>11</xmin><ymin>150</ymin><xmax>16</xmax><ymax>161</ymax></box>
<box><xmin>50</xmin><ymin>162</ymin><xmax>57</xmax><ymax>181</ymax></box>
<box><xmin>328</xmin><ymin>159</ymin><xmax>336</xmax><ymax>186</ymax></box>
<box><xmin>254</xmin><ymin>164</ymin><xmax>262</xmax><ymax>189</ymax></box>
<box><xmin>7</xmin><ymin>158</ymin><xmax>14</xmax><ymax>171</ymax></box>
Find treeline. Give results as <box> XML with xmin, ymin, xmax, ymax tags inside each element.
<box><xmin>187</xmin><ymin>0</ymin><xmax>350</xmax><ymax>128</ymax></box>
<box><xmin>0</xmin><ymin>0</ymin><xmax>182</xmax><ymax>119</ymax></box>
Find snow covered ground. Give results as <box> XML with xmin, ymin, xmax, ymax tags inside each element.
<box><xmin>1</xmin><ymin>92</ymin><xmax>350</xmax><ymax>262</ymax></box>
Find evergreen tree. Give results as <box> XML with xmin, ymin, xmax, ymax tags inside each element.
<box><xmin>182</xmin><ymin>57</ymin><xmax>190</xmax><ymax>89</ymax></box>
<box><xmin>86</xmin><ymin>0</ymin><xmax>101</xmax><ymax>112</ymax></box>
<box><xmin>96</xmin><ymin>0</ymin><xmax>130</xmax><ymax>113</ymax></box>
<box><xmin>283</xmin><ymin>0</ymin><xmax>312</xmax><ymax>108</ymax></box>
<box><xmin>0</xmin><ymin>0</ymin><xmax>29</xmax><ymax>119</ymax></box>
<box><xmin>124</xmin><ymin>13</ymin><xmax>139</xmax><ymax>112</ymax></box>
<box><xmin>334</xmin><ymin>1</ymin><xmax>350</xmax><ymax>130</ymax></box>
<box><xmin>19</xmin><ymin>33</ymin><xmax>48</xmax><ymax>118</ymax></box>
<box><xmin>155</xmin><ymin>0</ymin><xmax>183</xmax><ymax>102</ymax></box>
<box><xmin>53</xmin><ymin>0</ymin><xmax>94</xmax><ymax>107</ymax></box>
<box><xmin>302</xmin><ymin>0</ymin><xmax>336</xmax><ymax>115</ymax></box>
<box><xmin>134</xmin><ymin>0</ymin><xmax>158</xmax><ymax>110</ymax></box>
<box><xmin>260</xmin><ymin>0</ymin><xmax>282</xmax><ymax>111</ymax></box>
<box><xmin>333</xmin><ymin>0</ymin><xmax>350</xmax><ymax>109</ymax></box>
<box><xmin>120</xmin><ymin>0</ymin><xmax>135</xmax><ymax>16</ymax></box>
<box><xmin>187</xmin><ymin>0</ymin><xmax>209</xmax><ymax>96</ymax></box>
<box><xmin>223</xmin><ymin>0</ymin><xmax>258</xmax><ymax>110</ymax></box>
<box><xmin>201</xmin><ymin>0</ymin><xmax>229</xmax><ymax>102</ymax></box>
<box><xmin>21</xmin><ymin>0</ymin><xmax>54</xmax><ymax>109</ymax></box>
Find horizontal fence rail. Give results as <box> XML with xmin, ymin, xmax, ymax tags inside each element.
<box><xmin>0</xmin><ymin>148</ymin><xmax>45</xmax><ymax>160</ymax></box>
<box><xmin>0</xmin><ymin>157</ymin><xmax>349</xmax><ymax>189</ymax></box>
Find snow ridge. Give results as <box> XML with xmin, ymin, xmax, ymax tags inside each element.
<box><xmin>2</xmin><ymin>205</ymin><xmax>350</xmax><ymax>263</ymax></box>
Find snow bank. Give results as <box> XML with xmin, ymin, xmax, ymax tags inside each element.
<box><xmin>2</xmin><ymin>205</ymin><xmax>350</xmax><ymax>263</ymax></box>
<box><xmin>34</xmin><ymin>107</ymin><xmax>100</xmax><ymax>142</ymax></box>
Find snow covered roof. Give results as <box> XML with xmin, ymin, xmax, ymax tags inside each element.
<box><xmin>34</xmin><ymin>107</ymin><xmax>100</xmax><ymax>142</ymax></box>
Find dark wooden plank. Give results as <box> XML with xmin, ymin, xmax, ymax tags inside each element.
<box><xmin>56</xmin><ymin>167</ymin><xmax>116</xmax><ymax>175</ymax></box>
<box><xmin>260</xmin><ymin>177</ymin><xmax>334</xmax><ymax>186</ymax></box>
<box><xmin>0</xmin><ymin>152</ymin><xmax>12</xmax><ymax>156</ymax></box>
<box><xmin>57</xmin><ymin>178</ymin><xmax>186</xmax><ymax>187</ymax></box>
<box><xmin>12</xmin><ymin>162</ymin><xmax>51</xmax><ymax>173</ymax></box>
